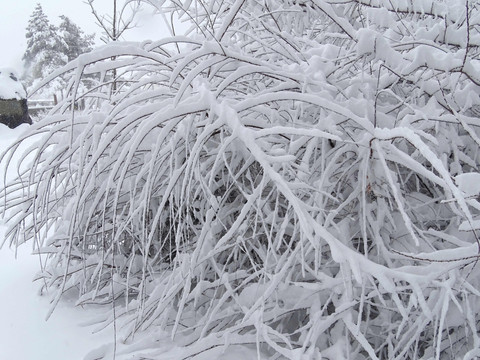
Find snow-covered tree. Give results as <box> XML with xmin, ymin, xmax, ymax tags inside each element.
<box><xmin>23</xmin><ymin>5</ymin><xmax>95</xmax><ymax>95</ymax></box>
<box><xmin>5</xmin><ymin>0</ymin><xmax>480</xmax><ymax>359</ymax></box>
<box><xmin>58</xmin><ymin>15</ymin><xmax>94</xmax><ymax>63</ymax></box>
<box><xmin>22</xmin><ymin>3</ymin><xmax>64</xmax><ymax>82</ymax></box>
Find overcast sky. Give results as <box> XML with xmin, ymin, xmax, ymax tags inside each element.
<box><xmin>0</xmin><ymin>1</ymin><xmax>166</xmax><ymax>73</ymax></box>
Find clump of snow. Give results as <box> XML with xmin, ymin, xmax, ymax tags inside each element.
<box><xmin>356</xmin><ymin>28</ymin><xmax>377</xmax><ymax>56</ymax></box>
<box><xmin>455</xmin><ymin>173</ymin><xmax>480</xmax><ymax>231</ymax></box>
<box><xmin>455</xmin><ymin>173</ymin><xmax>480</xmax><ymax>197</ymax></box>
<box><xmin>0</xmin><ymin>67</ymin><xmax>26</xmax><ymax>100</ymax></box>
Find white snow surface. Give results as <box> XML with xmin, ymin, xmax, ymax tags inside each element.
<box><xmin>455</xmin><ymin>172</ymin><xmax>480</xmax><ymax>197</ymax></box>
<box><xmin>0</xmin><ymin>68</ymin><xmax>26</xmax><ymax>99</ymax></box>
<box><xmin>0</xmin><ymin>125</ymin><xmax>112</xmax><ymax>360</ymax></box>
<box><xmin>0</xmin><ymin>245</ymin><xmax>113</xmax><ymax>360</ymax></box>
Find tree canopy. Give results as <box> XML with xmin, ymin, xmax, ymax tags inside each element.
<box><xmin>58</xmin><ymin>15</ymin><xmax>95</xmax><ymax>63</ymax></box>
<box><xmin>23</xmin><ymin>3</ymin><xmax>63</xmax><ymax>81</ymax></box>
<box><xmin>22</xmin><ymin>3</ymin><xmax>94</xmax><ymax>88</ymax></box>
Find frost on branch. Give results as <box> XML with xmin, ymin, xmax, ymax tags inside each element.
<box><xmin>3</xmin><ymin>0</ymin><xmax>480</xmax><ymax>359</ymax></box>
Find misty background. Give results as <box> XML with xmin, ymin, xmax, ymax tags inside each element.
<box><xmin>0</xmin><ymin>0</ymin><xmax>165</xmax><ymax>73</ymax></box>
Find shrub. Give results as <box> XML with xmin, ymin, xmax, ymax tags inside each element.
<box><xmin>3</xmin><ymin>1</ymin><xmax>480</xmax><ymax>359</ymax></box>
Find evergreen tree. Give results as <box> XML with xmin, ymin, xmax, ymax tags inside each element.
<box><xmin>58</xmin><ymin>15</ymin><xmax>94</xmax><ymax>63</ymax></box>
<box><xmin>22</xmin><ymin>3</ymin><xmax>64</xmax><ymax>81</ymax></box>
<box><xmin>23</xmin><ymin>5</ymin><xmax>95</xmax><ymax>93</ymax></box>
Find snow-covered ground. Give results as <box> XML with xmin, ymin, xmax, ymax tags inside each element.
<box><xmin>0</xmin><ymin>245</ymin><xmax>114</xmax><ymax>359</ymax></box>
<box><xmin>0</xmin><ymin>125</ymin><xmax>113</xmax><ymax>360</ymax></box>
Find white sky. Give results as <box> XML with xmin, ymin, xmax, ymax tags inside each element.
<box><xmin>0</xmin><ymin>1</ymin><xmax>167</xmax><ymax>73</ymax></box>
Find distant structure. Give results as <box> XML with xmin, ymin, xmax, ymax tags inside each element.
<box><xmin>0</xmin><ymin>68</ymin><xmax>32</xmax><ymax>128</ymax></box>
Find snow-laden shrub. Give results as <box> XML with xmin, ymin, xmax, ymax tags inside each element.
<box><xmin>3</xmin><ymin>0</ymin><xmax>480</xmax><ymax>358</ymax></box>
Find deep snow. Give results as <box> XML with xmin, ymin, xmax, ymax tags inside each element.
<box><xmin>0</xmin><ymin>125</ymin><xmax>112</xmax><ymax>360</ymax></box>
<box><xmin>0</xmin><ymin>245</ymin><xmax>113</xmax><ymax>359</ymax></box>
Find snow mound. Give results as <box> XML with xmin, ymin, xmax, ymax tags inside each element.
<box><xmin>0</xmin><ymin>68</ymin><xmax>26</xmax><ymax>100</ymax></box>
<box><xmin>455</xmin><ymin>173</ymin><xmax>480</xmax><ymax>197</ymax></box>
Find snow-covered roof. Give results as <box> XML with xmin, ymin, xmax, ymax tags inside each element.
<box><xmin>0</xmin><ymin>68</ymin><xmax>26</xmax><ymax>100</ymax></box>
